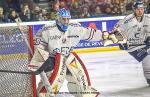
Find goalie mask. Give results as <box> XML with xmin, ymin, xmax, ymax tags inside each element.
<box><xmin>56</xmin><ymin>8</ymin><xmax>71</xmax><ymax>32</ymax></box>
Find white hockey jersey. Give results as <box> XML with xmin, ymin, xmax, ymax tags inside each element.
<box><xmin>34</xmin><ymin>23</ymin><xmax>102</xmax><ymax>57</ymax></box>
<box><xmin>114</xmin><ymin>13</ymin><xmax>150</xmax><ymax>45</ymax></box>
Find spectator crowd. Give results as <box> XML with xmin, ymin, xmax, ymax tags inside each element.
<box><xmin>0</xmin><ymin>0</ymin><xmax>150</xmax><ymax>23</ymax></box>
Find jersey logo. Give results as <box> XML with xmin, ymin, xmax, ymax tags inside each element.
<box><xmin>49</xmin><ymin>35</ymin><xmax>61</xmax><ymax>40</ymax></box>
<box><xmin>135</xmin><ymin>33</ymin><xmax>140</xmax><ymax>38</ymax></box>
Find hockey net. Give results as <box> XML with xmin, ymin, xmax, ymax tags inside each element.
<box><xmin>0</xmin><ymin>24</ymin><xmax>36</xmax><ymax>97</ymax></box>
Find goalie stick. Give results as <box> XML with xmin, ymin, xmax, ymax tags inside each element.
<box><xmin>15</xmin><ymin>19</ymin><xmax>34</xmax><ymax>55</ymax></box>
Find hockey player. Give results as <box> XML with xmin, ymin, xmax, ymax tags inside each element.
<box><xmin>106</xmin><ymin>0</ymin><xmax>150</xmax><ymax>86</ymax></box>
<box><xmin>29</xmin><ymin>8</ymin><xmax>101</xmax><ymax>97</ymax></box>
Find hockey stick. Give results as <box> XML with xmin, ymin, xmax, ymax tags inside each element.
<box><xmin>15</xmin><ymin>19</ymin><xmax>34</xmax><ymax>55</ymax></box>
<box><xmin>15</xmin><ymin>20</ymin><xmax>54</xmax><ymax>97</ymax></box>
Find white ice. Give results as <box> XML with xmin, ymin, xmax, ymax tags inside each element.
<box><xmin>37</xmin><ymin>50</ymin><xmax>150</xmax><ymax>97</ymax></box>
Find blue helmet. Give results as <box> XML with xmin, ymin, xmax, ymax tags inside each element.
<box><xmin>56</xmin><ymin>8</ymin><xmax>71</xmax><ymax>32</ymax></box>
<box><xmin>57</xmin><ymin>8</ymin><xmax>71</xmax><ymax>19</ymax></box>
<box><xmin>133</xmin><ymin>0</ymin><xmax>144</xmax><ymax>9</ymax></box>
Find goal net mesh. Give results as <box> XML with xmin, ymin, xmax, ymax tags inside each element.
<box><xmin>0</xmin><ymin>25</ymin><xmax>34</xmax><ymax>97</ymax></box>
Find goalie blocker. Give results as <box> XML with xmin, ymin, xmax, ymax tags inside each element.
<box><xmin>29</xmin><ymin>48</ymin><xmax>99</xmax><ymax>97</ymax></box>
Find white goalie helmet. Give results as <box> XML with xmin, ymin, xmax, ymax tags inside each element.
<box><xmin>56</xmin><ymin>8</ymin><xmax>71</xmax><ymax>32</ymax></box>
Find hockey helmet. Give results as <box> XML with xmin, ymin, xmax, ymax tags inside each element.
<box><xmin>57</xmin><ymin>8</ymin><xmax>71</xmax><ymax>19</ymax></box>
<box><xmin>133</xmin><ymin>0</ymin><xmax>144</xmax><ymax>9</ymax></box>
<box><xmin>56</xmin><ymin>8</ymin><xmax>71</xmax><ymax>32</ymax></box>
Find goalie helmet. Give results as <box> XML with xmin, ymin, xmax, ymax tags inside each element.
<box><xmin>56</xmin><ymin>8</ymin><xmax>71</xmax><ymax>32</ymax></box>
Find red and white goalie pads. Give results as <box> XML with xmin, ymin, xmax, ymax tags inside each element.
<box><xmin>29</xmin><ymin>49</ymin><xmax>67</xmax><ymax>96</ymax></box>
<box><xmin>39</xmin><ymin>53</ymin><xmax>67</xmax><ymax>94</ymax></box>
<box><xmin>29</xmin><ymin>48</ymin><xmax>99</xmax><ymax>97</ymax></box>
<box><xmin>65</xmin><ymin>52</ymin><xmax>99</xmax><ymax>97</ymax></box>
<box><xmin>38</xmin><ymin>52</ymin><xmax>99</xmax><ymax>97</ymax></box>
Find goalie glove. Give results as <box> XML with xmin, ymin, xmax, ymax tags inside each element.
<box><xmin>102</xmin><ymin>31</ymin><xmax>109</xmax><ymax>40</ymax></box>
<box><xmin>102</xmin><ymin>30</ymin><xmax>127</xmax><ymax>46</ymax></box>
<box><xmin>111</xmin><ymin>25</ymin><xmax>127</xmax><ymax>44</ymax></box>
<box><xmin>28</xmin><ymin>47</ymin><xmax>54</xmax><ymax>74</ymax></box>
<box><xmin>109</xmin><ymin>33</ymin><xmax>119</xmax><ymax>43</ymax></box>
<box><xmin>102</xmin><ymin>31</ymin><xmax>114</xmax><ymax>46</ymax></box>
<box><xmin>102</xmin><ymin>31</ymin><xmax>119</xmax><ymax>46</ymax></box>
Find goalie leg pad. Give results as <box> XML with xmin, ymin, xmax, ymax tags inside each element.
<box><xmin>65</xmin><ymin>52</ymin><xmax>99</xmax><ymax>97</ymax></box>
<box><xmin>36</xmin><ymin>71</ymin><xmax>53</xmax><ymax>96</ymax></box>
<box><xmin>66</xmin><ymin>73</ymin><xmax>83</xmax><ymax>97</ymax></box>
<box><xmin>39</xmin><ymin>54</ymin><xmax>67</xmax><ymax>95</ymax></box>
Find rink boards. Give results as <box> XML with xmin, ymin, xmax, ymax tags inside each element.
<box><xmin>73</xmin><ymin>46</ymin><xmax>121</xmax><ymax>53</ymax></box>
<box><xmin>0</xmin><ymin>16</ymin><xmax>125</xmax><ymax>51</ymax></box>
